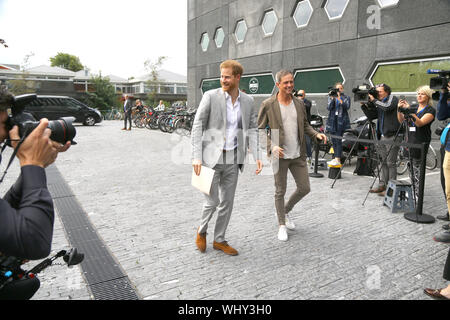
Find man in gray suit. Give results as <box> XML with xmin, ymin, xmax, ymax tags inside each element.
<box><xmin>122</xmin><ymin>95</ymin><xmax>132</xmax><ymax>131</ymax></box>
<box><xmin>192</xmin><ymin>60</ymin><xmax>263</xmax><ymax>256</ymax></box>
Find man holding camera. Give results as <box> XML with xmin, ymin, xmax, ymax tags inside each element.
<box><xmin>0</xmin><ymin>88</ymin><xmax>70</xmax><ymax>299</ymax></box>
<box><xmin>368</xmin><ymin>84</ymin><xmax>400</xmax><ymax>197</ymax></box>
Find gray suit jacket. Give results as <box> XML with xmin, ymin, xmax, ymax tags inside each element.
<box><xmin>191</xmin><ymin>88</ymin><xmax>260</xmax><ymax>171</ymax></box>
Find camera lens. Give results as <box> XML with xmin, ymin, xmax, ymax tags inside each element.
<box><xmin>47</xmin><ymin>117</ymin><xmax>76</xmax><ymax>144</ymax></box>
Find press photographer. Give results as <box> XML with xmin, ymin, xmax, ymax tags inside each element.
<box><xmin>397</xmin><ymin>86</ymin><xmax>436</xmax><ymax>199</ymax></box>
<box><xmin>368</xmin><ymin>84</ymin><xmax>401</xmax><ymax>197</ymax></box>
<box><xmin>0</xmin><ymin>87</ymin><xmax>71</xmax><ymax>299</ymax></box>
<box><xmin>326</xmin><ymin>83</ymin><xmax>351</xmax><ymax>167</ymax></box>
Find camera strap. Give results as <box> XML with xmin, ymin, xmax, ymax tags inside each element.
<box><xmin>440</xmin><ymin>123</ymin><xmax>450</xmax><ymax>146</ymax></box>
<box><xmin>0</xmin><ymin>134</ymin><xmax>27</xmax><ymax>184</ymax></box>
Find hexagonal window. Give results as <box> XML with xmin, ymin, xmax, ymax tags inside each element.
<box><xmin>234</xmin><ymin>20</ymin><xmax>248</xmax><ymax>43</ymax></box>
<box><xmin>214</xmin><ymin>27</ymin><xmax>225</xmax><ymax>48</ymax></box>
<box><xmin>324</xmin><ymin>0</ymin><xmax>349</xmax><ymax>20</ymax></box>
<box><xmin>262</xmin><ymin>10</ymin><xmax>278</xmax><ymax>36</ymax></box>
<box><xmin>377</xmin><ymin>0</ymin><xmax>399</xmax><ymax>8</ymax></box>
<box><xmin>200</xmin><ymin>32</ymin><xmax>209</xmax><ymax>52</ymax></box>
<box><xmin>293</xmin><ymin>0</ymin><xmax>314</xmax><ymax>28</ymax></box>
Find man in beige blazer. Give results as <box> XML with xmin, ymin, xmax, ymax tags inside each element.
<box><xmin>258</xmin><ymin>70</ymin><xmax>327</xmax><ymax>241</ymax></box>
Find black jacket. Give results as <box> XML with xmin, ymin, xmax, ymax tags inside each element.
<box><xmin>375</xmin><ymin>95</ymin><xmax>400</xmax><ymax>138</ymax></box>
<box><xmin>0</xmin><ymin>166</ymin><xmax>54</xmax><ymax>260</ymax></box>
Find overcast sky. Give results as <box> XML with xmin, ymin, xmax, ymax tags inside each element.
<box><xmin>0</xmin><ymin>0</ymin><xmax>187</xmax><ymax>79</ymax></box>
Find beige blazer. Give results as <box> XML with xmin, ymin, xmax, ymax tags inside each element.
<box><xmin>258</xmin><ymin>93</ymin><xmax>319</xmax><ymax>158</ymax></box>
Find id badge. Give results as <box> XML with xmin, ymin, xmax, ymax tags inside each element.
<box><xmin>409</xmin><ymin>127</ymin><xmax>416</xmax><ymax>132</ymax></box>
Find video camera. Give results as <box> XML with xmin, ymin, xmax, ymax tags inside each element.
<box><xmin>352</xmin><ymin>84</ymin><xmax>378</xmax><ymax>102</ymax></box>
<box><xmin>428</xmin><ymin>69</ymin><xmax>450</xmax><ymax>100</ymax></box>
<box><xmin>0</xmin><ymin>89</ymin><xmax>76</xmax><ymax>145</ymax></box>
<box><xmin>328</xmin><ymin>87</ymin><xmax>339</xmax><ymax>98</ymax></box>
<box><xmin>352</xmin><ymin>84</ymin><xmax>379</xmax><ymax>121</ymax></box>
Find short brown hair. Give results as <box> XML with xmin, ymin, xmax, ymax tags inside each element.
<box><xmin>276</xmin><ymin>70</ymin><xmax>293</xmax><ymax>83</ymax></box>
<box><xmin>220</xmin><ymin>60</ymin><xmax>244</xmax><ymax>76</ymax></box>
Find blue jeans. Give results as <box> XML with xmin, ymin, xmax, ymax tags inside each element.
<box><xmin>305</xmin><ymin>135</ymin><xmax>312</xmax><ymax>158</ymax></box>
<box><xmin>331</xmin><ymin>131</ymin><xmax>343</xmax><ymax>158</ymax></box>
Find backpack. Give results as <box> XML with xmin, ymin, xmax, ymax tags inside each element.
<box><xmin>354</xmin><ymin>157</ymin><xmax>376</xmax><ymax>176</ymax></box>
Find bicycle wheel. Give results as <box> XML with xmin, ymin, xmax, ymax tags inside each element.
<box><xmin>426</xmin><ymin>145</ymin><xmax>437</xmax><ymax>171</ymax></box>
<box><xmin>396</xmin><ymin>147</ymin><xmax>408</xmax><ymax>175</ymax></box>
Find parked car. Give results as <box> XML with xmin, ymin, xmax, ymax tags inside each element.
<box><xmin>19</xmin><ymin>95</ymin><xmax>102</xmax><ymax>126</ymax></box>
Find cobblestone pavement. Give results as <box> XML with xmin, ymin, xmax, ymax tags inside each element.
<box><xmin>2</xmin><ymin>120</ymin><xmax>448</xmax><ymax>300</ymax></box>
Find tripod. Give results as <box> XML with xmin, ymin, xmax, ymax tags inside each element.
<box><xmin>362</xmin><ymin>117</ymin><xmax>407</xmax><ymax>206</ymax></box>
<box><xmin>331</xmin><ymin>118</ymin><xmax>382</xmax><ymax>188</ymax></box>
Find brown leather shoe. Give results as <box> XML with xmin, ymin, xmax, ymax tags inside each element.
<box><xmin>213</xmin><ymin>241</ymin><xmax>238</xmax><ymax>256</ymax></box>
<box><xmin>424</xmin><ymin>288</ymin><xmax>450</xmax><ymax>300</ymax></box>
<box><xmin>121</xmin><ymin>128</ymin><xmax>126</xmax><ymax>131</ymax></box>
<box><xmin>370</xmin><ymin>186</ymin><xmax>386</xmax><ymax>193</ymax></box>
<box><xmin>127</xmin><ymin>129</ymin><xmax>131</xmax><ymax>131</ymax></box>
<box><xmin>195</xmin><ymin>229</ymin><xmax>206</xmax><ymax>253</ymax></box>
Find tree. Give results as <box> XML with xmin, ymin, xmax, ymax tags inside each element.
<box><xmin>50</xmin><ymin>52</ymin><xmax>84</xmax><ymax>72</ymax></box>
<box><xmin>144</xmin><ymin>56</ymin><xmax>167</xmax><ymax>106</ymax></box>
<box><xmin>9</xmin><ymin>52</ymin><xmax>36</xmax><ymax>95</ymax></box>
<box><xmin>81</xmin><ymin>74</ymin><xmax>120</xmax><ymax>113</ymax></box>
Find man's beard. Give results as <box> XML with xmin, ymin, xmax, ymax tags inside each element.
<box><xmin>221</xmin><ymin>82</ymin><xmax>236</xmax><ymax>92</ymax></box>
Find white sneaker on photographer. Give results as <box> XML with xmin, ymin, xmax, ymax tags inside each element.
<box><xmin>278</xmin><ymin>226</ymin><xmax>288</xmax><ymax>242</ymax></box>
<box><xmin>285</xmin><ymin>214</ymin><xmax>296</xmax><ymax>230</ymax></box>
<box><xmin>327</xmin><ymin>159</ymin><xmax>340</xmax><ymax>166</ymax></box>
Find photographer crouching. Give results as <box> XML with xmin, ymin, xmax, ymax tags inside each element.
<box><xmin>0</xmin><ymin>88</ymin><xmax>70</xmax><ymax>300</ymax></box>
<box><xmin>397</xmin><ymin>86</ymin><xmax>436</xmax><ymax>200</ymax></box>
<box><xmin>368</xmin><ymin>84</ymin><xmax>401</xmax><ymax>197</ymax></box>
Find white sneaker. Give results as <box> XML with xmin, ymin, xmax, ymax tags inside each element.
<box><xmin>278</xmin><ymin>226</ymin><xmax>288</xmax><ymax>241</ymax></box>
<box><xmin>285</xmin><ymin>214</ymin><xmax>296</xmax><ymax>230</ymax></box>
<box><xmin>327</xmin><ymin>159</ymin><xmax>340</xmax><ymax>166</ymax></box>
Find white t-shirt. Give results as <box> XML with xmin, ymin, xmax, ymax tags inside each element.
<box><xmin>279</xmin><ymin>100</ymin><xmax>300</xmax><ymax>159</ymax></box>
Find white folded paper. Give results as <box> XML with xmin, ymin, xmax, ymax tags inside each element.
<box><xmin>191</xmin><ymin>166</ymin><xmax>215</xmax><ymax>195</ymax></box>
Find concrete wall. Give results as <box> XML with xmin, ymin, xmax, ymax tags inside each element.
<box><xmin>188</xmin><ymin>0</ymin><xmax>450</xmax><ymax>124</ymax></box>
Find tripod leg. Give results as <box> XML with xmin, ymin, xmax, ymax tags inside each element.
<box><xmin>331</xmin><ymin>124</ymin><xmax>367</xmax><ymax>188</ymax></box>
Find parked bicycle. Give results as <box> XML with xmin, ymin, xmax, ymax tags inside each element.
<box><xmin>397</xmin><ymin>144</ymin><xmax>438</xmax><ymax>175</ymax></box>
<box><xmin>104</xmin><ymin>108</ymin><xmax>122</xmax><ymax>120</ymax></box>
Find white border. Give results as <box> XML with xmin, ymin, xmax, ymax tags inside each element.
<box><xmin>293</xmin><ymin>66</ymin><xmax>346</xmax><ymax>96</ymax></box>
<box><xmin>324</xmin><ymin>0</ymin><xmax>350</xmax><ymax>21</ymax></box>
<box><xmin>214</xmin><ymin>27</ymin><xmax>225</xmax><ymax>48</ymax></box>
<box><xmin>200</xmin><ymin>32</ymin><xmax>209</xmax><ymax>52</ymax></box>
<box><xmin>262</xmin><ymin>10</ymin><xmax>278</xmax><ymax>36</ymax></box>
<box><xmin>293</xmin><ymin>0</ymin><xmax>314</xmax><ymax>28</ymax></box>
<box><xmin>369</xmin><ymin>56</ymin><xmax>450</xmax><ymax>94</ymax></box>
<box><xmin>234</xmin><ymin>20</ymin><xmax>248</xmax><ymax>44</ymax></box>
<box><xmin>376</xmin><ymin>0</ymin><xmax>399</xmax><ymax>9</ymax></box>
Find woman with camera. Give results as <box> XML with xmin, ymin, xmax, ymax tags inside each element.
<box><xmin>326</xmin><ymin>83</ymin><xmax>351</xmax><ymax>166</ymax></box>
<box><xmin>397</xmin><ymin>86</ymin><xmax>436</xmax><ymax>199</ymax></box>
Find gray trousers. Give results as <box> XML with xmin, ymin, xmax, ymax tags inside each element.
<box><xmin>377</xmin><ymin>135</ymin><xmax>400</xmax><ymax>187</ymax></box>
<box><xmin>273</xmin><ymin>157</ymin><xmax>310</xmax><ymax>225</ymax></box>
<box><xmin>198</xmin><ymin>150</ymin><xmax>239</xmax><ymax>243</ymax></box>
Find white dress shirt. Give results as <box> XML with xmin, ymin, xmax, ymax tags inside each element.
<box><xmin>224</xmin><ymin>90</ymin><xmax>242</xmax><ymax>151</ymax></box>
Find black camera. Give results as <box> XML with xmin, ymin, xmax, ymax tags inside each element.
<box><xmin>428</xmin><ymin>69</ymin><xmax>450</xmax><ymax>91</ymax></box>
<box><xmin>2</xmin><ymin>92</ymin><xmax>76</xmax><ymax>145</ymax></box>
<box><xmin>398</xmin><ymin>106</ymin><xmax>415</xmax><ymax>116</ymax></box>
<box><xmin>352</xmin><ymin>84</ymin><xmax>378</xmax><ymax>102</ymax></box>
<box><xmin>428</xmin><ymin>69</ymin><xmax>450</xmax><ymax>100</ymax></box>
<box><xmin>328</xmin><ymin>87</ymin><xmax>339</xmax><ymax>98</ymax></box>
